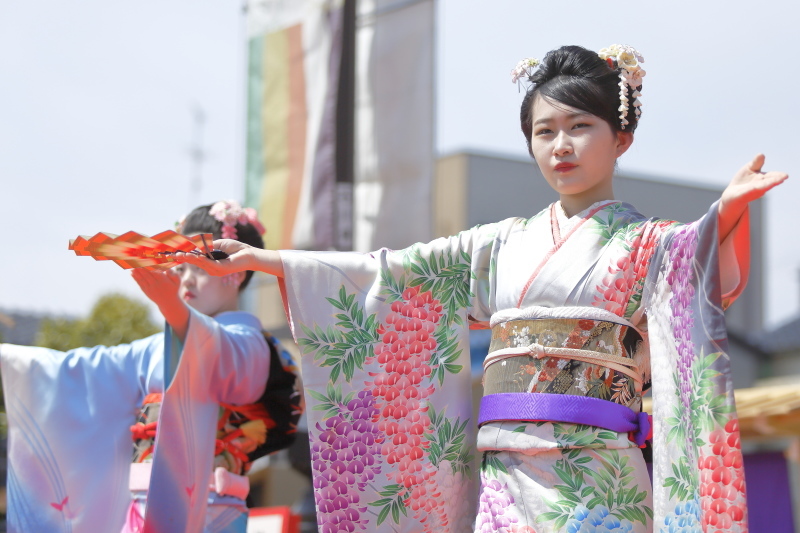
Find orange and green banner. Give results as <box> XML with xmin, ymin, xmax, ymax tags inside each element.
<box><xmin>245</xmin><ymin>2</ymin><xmax>344</xmax><ymax>251</ymax></box>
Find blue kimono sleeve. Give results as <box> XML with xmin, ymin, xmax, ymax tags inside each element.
<box><xmin>144</xmin><ymin>309</ymin><xmax>269</xmax><ymax>533</ymax></box>
<box><xmin>0</xmin><ymin>333</ymin><xmax>165</xmax><ymax>533</ymax></box>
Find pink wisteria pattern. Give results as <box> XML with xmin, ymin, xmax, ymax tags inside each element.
<box><xmin>297</xmin><ymin>246</ymin><xmax>474</xmax><ymax>532</ymax></box>
<box><xmin>281</xmin><ymin>200</ymin><xmax>750</xmax><ymax>532</ymax></box>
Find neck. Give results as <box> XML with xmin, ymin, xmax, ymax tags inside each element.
<box><xmin>559</xmin><ymin>183</ymin><xmax>615</xmax><ymax>218</ymax></box>
<box><xmin>210</xmin><ymin>295</ymin><xmax>240</xmax><ymax>317</ymax></box>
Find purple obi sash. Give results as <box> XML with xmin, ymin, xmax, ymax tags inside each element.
<box><xmin>478</xmin><ymin>392</ymin><xmax>652</xmax><ymax>447</ymax></box>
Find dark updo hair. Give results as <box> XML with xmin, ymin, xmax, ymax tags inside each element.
<box><xmin>180</xmin><ymin>203</ymin><xmax>265</xmax><ymax>291</ymax></box>
<box><xmin>520</xmin><ymin>45</ymin><xmax>641</xmax><ymax>156</ymax></box>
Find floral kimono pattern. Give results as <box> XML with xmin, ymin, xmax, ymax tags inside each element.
<box><xmin>278</xmin><ymin>200</ymin><xmax>749</xmax><ymax>533</ymax></box>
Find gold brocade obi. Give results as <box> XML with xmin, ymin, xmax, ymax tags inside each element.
<box><xmin>483</xmin><ymin>318</ymin><xmax>645</xmax><ymax>411</ymax></box>
<box><xmin>130</xmin><ymin>394</ymin><xmax>268</xmax><ymax>477</ymax></box>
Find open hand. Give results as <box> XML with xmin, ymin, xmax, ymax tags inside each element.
<box><xmin>718</xmin><ymin>154</ymin><xmax>788</xmax><ymax>243</ymax></box>
<box><xmin>131</xmin><ymin>267</ymin><xmax>189</xmax><ymax>339</ymax></box>
<box><xmin>174</xmin><ymin>239</ymin><xmax>255</xmax><ymax>276</ymax></box>
<box><xmin>721</xmin><ymin>154</ymin><xmax>788</xmax><ymax>212</ymax></box>
<box><xmin>175</xmin><ymin>239</ymin><xmax>284</xmax><ymax>278</ymax></box>
<box><xmin>131</xmin><ymin>268</ymin><xmax>181</xmax><ymax>308</ymax></box>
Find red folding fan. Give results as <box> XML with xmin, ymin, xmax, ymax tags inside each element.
<box><xmin>68</xmin><ymin>230</ymin><xmax>227</xmax><ymax>270</ymax></box>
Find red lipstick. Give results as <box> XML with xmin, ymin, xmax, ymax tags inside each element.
<box><xmin>554</xmin><ymin>162</ymin><xmax>577</xmax><ymax>172</ymax></box>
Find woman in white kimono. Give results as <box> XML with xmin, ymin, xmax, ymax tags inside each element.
<box><xmin>179</xmin><ymin>46</ymin><xmax>788</xmax><ymax>533</ymax></box>
<box><xmin>0</xmin><ymin>202</ymin><xmax>300</xmax><ymax>533</ymax></box>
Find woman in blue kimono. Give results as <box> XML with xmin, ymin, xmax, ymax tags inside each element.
<box><xmin>1</xmin><ymin>201</ymin><xmax>300</xmax><ymax>533</ymax></box>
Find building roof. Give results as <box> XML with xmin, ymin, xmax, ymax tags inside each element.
<box><xmin>755</xmin><ymin>315</ymin><xmax>800</xmax><ymax>353</ymax></box>
<box><xmin>0</xmin><ymin>311</ymin><xmax>44</xmax><ymax>346</ymax></box>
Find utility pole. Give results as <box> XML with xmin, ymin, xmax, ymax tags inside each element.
<box><xmin>334</xmin><ymin>0</ymin><xmax>356</xmax><ymax>251</ymax></box>
<box><xmin>189</xmin><ymin>105</ymin><xmax>207</xmax><ymax>209</ymax></box>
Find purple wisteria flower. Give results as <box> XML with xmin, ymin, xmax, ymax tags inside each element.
<box><xmin>667</xmin><ymin>226</ymin><xmax>699</xmax><ymax>456</ymax></box>
<box><xmin>476</xmin><ymin>475</ymin><xmax>520</xmax><ymax>533</ymax></box>
<box><xmin>310</xmin><ymin>390</ymin><xmax>383</xmax><ymax>533</ymax></box>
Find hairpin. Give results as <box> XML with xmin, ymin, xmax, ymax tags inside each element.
<box><xmin>511</xmin><ymin>45</ymin><xmax>645</xmax><ymax>129</ymax></box>
<box><xmin>597</xmin><ymin>44</ymin><xmax>645</xmax><ymax>129</ymax></box>
<box><xmin>511</xmin><ymin>57</ymin><xmax>541</xmax><ymax>89</ymax></box>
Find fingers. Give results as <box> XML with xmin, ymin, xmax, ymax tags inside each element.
<box><xmin>215</xmin><ymin>239</ymin><xmax>250</xmax><ymax>255</ymax></box>
<box><xmin>173</xmin><ymin>250</ymin><xmax>226</xmax><ymax>276</ymax></box>
<box><xmin>171</xmin><ymin>240</ymin><xmax>250</xmax><ymax>276</ymax></box>
<box><xmin>758</xmin><ymin>170</ymin><xmax>789</xmax><ymax>191</ymax></box>
<box><xmin>164</xmin><ymin>267</ymin><xmax>181</xmax><ymax>284</ymax></box>
<box><xmin>132</xmin><ymin>267</ymin><xmax>180</xmax><ymax>289</ymax></box>
<box><xmin>130</xmin><ymin>268</ymin><xmax>144</xmax><ymax>287</ymax></box>
<box><xmin>131</xmin><ymin>267</ymin><xmax>154</xmax><ymax>284</ymax></box>
<box><xmin>748</xmin><ymin>153</ymin><xmax>765</xmax><ymax>173</ymax></box>
<box><xmin>130</xmin><ymin>268</ymin><xmax>155</xmax><ymax>293</ymax></box>
<box><xmin>174</xmin><ymin>251</ymin><xmax>204</xmax><ymax>266</ymax></box>
<box><xmin>744</xmin><ymin>154</ymin><xmax>788</xmax><ymax>190</ymax></box>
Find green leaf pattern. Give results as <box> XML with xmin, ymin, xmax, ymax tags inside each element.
<box><xmin>297</xmin><ymin>245</ymin><xmax>476</xmax><ymax>530</ymax></box>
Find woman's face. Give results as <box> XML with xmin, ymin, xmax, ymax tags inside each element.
<box><xmin>529</xmin><ymin>95</ymin><xmax>632</xmax><ymax>204</ymax></box>
<box><xmin>174</xmin><ymin>263</ymin><xmax>240</xmax><ymax>317</ymax></box>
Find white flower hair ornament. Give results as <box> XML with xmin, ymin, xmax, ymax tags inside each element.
<box><xmin>597</xmin><ymin>44</ymin><xmax>646</xmax><ymax>130</ymax></box>
<box><xmin>510</xmin><ymin>57</ymin><xmax>540</xmax><ymax>88</ymax></box>
<box><xmin>511</xmin><ymin>45</ymin><xmax>645</xmax><ymax>130</ymax></box>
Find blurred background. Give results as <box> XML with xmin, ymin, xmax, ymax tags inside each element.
<box><xmin>1</xmin><ymin>0</ymin><xmax>799</xmax><ymax>531</ymax></box>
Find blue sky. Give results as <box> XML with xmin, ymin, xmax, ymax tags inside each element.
<box><xmin>2</xmin><ymin>0</ymin><xmax>798</xmax><ymax>328</ymax></box>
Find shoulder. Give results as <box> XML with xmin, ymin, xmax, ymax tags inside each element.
<box><xmin>602</xmin><ymin>202</ymin><xmax>685</xmax><ymax>235</ymax></box>
<box><xmin>492</xmin><ymin>205</ymin><xmax>552</xmax><ymax>233</ymax></box>
<box><xmin>470</xmin><ymin>204</ymin><xmax>552</xmax><ymax>232</ymax></box>
<box><xmin>604</xmin><ymin>202</ymin><xmax>649</xmax><ymax>224</ymax></box>
<box><xmin>614</xmin><ymin>201</ymin><xmax>697</xmax><ymax>230</ymax></box>
<box><xmin>212</xmin><ymin>311</ymin><xmax>264</xmax><ymax>332</ymax></box>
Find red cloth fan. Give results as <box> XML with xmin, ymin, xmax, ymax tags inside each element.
<box><xmin>69</xmin><ymin>231</ymin><xmax>226</xmax><ymax>270</ymax></box>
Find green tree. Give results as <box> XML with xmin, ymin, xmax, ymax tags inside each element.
<box><xmin>36</xmin><ymin>292</ymin><xmax>161</xmax><ymax>351</ymax></box>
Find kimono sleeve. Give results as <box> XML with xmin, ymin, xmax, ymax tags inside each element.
<box><xmin>644</xmin><ymin>202</ymin><xmax>749</xmax><ymax>531</ymax></box>
<box><xmin>143</xmin><ymin>309</ymin><xmax>269</xmax><ymax>533</ymax></box>
<box><xmin>0</xmin><ymin>334</ymin><xmax>164</xmax><ymax>533</ymax></box>
<box><xmin>277</xmin><ymin>222</ymin><xmax>505</xmax><ymax>533</ymax></box>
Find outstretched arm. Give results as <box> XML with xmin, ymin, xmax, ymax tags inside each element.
<box><xmin>175</xmin><ymin>239</ymin><xmax>285</xmax><ymax>278</ymax></box>
<box><xmin>718</xmin><ymin>154</ymin><xmax>788</xmax><ymax>242</ymax></box>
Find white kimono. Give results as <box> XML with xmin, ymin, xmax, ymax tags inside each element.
<box><xmin>278</xmin><ymin>200</ymin><xmax>749</xmax><ymax>533</ymax></box>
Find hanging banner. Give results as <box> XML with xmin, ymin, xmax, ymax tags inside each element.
<box><xmin>245</xmin><ymin>0</ymin><xmax>434</xmax><ymax>253</ymax></box>
<box><xmin>245</xmin><ymin>0</ymin><xmax>344</xmax><ymax>251</ymax></box>
<box><xmin>353</xmin><ymin>0</ymin><xmax>435</xmax><ymax>251</ymax></box>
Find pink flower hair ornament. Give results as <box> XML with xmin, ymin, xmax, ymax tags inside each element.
<box><xmin>208</xmin><ymin>200</ymin><xmax>266</xmax><ymax>240</ymax></box>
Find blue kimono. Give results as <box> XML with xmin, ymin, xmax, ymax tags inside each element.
<box><xmin>0</xmin><ymin>309</ymin><xmax>270</xmax><ymax>533</ymax></box>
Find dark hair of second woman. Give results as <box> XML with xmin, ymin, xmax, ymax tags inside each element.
<box><xmin>180</xmin><ymin>205</ymin><xmax>265</xmax><ymax>291</ymax></box>
<box><xmin>520</xmin><ymin>45</ymin><xmax>641</xmax><ymax>156</ymax></box>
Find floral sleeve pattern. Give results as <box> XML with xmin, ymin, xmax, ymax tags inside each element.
<box><xmin>283</xmin><ymin>223</ymin><xmax>504</xmax><ymax>532</ymax></box>
<box><xmin>645</xmin><ymin>208</ymin><xmax>748</xmax><ymax>532</ymax></box>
